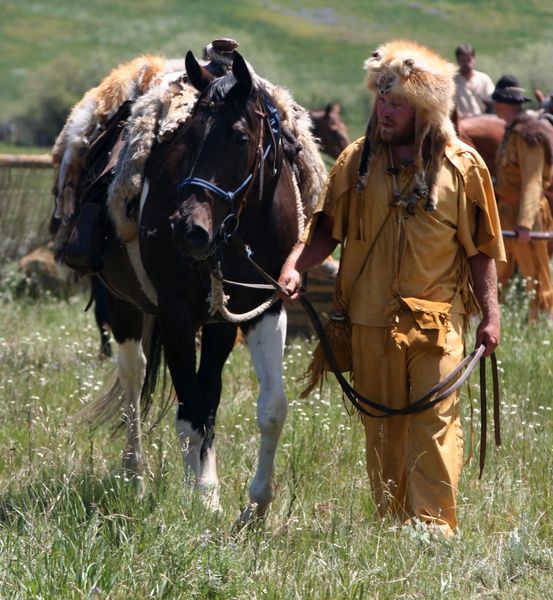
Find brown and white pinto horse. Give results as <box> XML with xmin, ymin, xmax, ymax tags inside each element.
<box><xmin>74</xmin><ymin>52</ymin><xmax>305</xmax><ymax>522</ymax></box>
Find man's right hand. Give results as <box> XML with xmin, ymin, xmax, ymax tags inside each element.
<box><xmin>277</xmin><ymin>266</ymin><xmax>303</xmax><ymax>303</ymax></box>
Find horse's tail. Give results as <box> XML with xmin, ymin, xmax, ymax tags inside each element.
<box><xmin>73</xmin><ymin>313</ymin><xmax>171</xmax><ymax>429</ymax></box>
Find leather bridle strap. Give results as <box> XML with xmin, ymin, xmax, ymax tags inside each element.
<box><xmin>229</xmin><ymin>237</ymin><xmax>501</xmax><ymax>475</ymax></box>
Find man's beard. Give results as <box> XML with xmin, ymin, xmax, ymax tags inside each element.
<box><xmin>378</xmin><ymin>124</ymin><xmax>415</xmax><ymax>145</ymax></box>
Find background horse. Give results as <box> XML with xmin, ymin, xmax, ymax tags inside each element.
<box><xmin>71</xmin><ymin>51</ymin><xmax>312</xmax><ymax>523</ymax></box>
<box><xmin>309</xmin><ymin>102</ymin><xmax>350</xmax><ymax>159</ymax></box>
<box><xmin>457</xmin><ymin>114</ymin><xmax>505</xmax><ymax>178</ymax></box>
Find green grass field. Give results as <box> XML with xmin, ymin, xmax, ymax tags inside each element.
<box><xmin>2</xmin><ymin>0</ymin><xmax>553</xmax><ymax>141</ymax></box>
<box><xmin>0</xmin><ymin>278</ymin><xmax>552</xmax><ymax>598</ymax></box>
<box><xmin>2</xmin><ymin>2</ymin><xmax>553</xmax><ymax>597</ymax></box>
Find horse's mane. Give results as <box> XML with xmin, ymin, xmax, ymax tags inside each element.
<box><xmin>200</xmin><ymin>71</ymin><xmax>265</xmax><ymax>108</ymax></box>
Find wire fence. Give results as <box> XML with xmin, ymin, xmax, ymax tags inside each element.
<box><xmin>0</xmin><ymin>154</ymin><xmax>54</xmax><ymax>263</ymax></box>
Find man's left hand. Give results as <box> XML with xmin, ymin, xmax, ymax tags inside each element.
<box><xmin>475</xmin><ymin>315</ymin><xmax>500</xmax><ymax>357</ymax></box>
<box><xmin>515</xmin><ymin>225</ymin><xmax>531</xmax><ymax>244</ymax></box>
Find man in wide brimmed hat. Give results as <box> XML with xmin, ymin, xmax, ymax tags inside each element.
<box><xmin>278</xmin><ymin>40</ymin><xmax>506</xmax><ymax>537</ymax></box>
<box><xmin>493</xmin><ymin>74</ymin><xmax>553</xmax><ymax>320</ymax></box>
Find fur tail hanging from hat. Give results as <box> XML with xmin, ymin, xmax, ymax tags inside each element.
<box><xmin>359</xmin><ymin>40</ymin><xmax>456</xmax><ymax>212</ymax></box>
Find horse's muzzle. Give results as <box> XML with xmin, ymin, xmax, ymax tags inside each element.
<box><xmin>169</xmin><ymin>210</ymin><xmax>213</xmax><ymax>257</ymax></box>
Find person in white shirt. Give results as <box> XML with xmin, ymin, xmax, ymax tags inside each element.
<box><xmin>453</xmin><ymin>44</ymin><xmax>494</xmax><ymax>119</ymax></box>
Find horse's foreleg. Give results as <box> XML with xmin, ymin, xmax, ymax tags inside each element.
<box><xmin>242</xmin><ymin>308</ymin><xmax>288</xmax><ymax>522</ymax></box>
<box><xmin>193</xmin><ymin>323</ymin><xmax>238</xmax><ymax>510</ymax></box>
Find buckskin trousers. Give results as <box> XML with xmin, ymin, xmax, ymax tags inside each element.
<box><xmin>497</xmin><ymin>200</ymin><xmax>553</xmax><ymax>320</ymax></box>
<box><xmin>352</xmin><ymin>312</ymin><xmax>465</xmax><ymax>536</ymax></box>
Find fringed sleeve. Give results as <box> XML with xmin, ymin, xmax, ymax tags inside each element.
<box><xmin>447</xmin><ymin>142</ymin><xmax>506</xmax><ymax>263</ymax></box>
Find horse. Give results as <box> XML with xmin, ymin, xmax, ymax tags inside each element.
<box><xmin>456</xmin><ymin>114</ymin><xmax>506</xmax><ymax>178</ymax></box>
<box><xmin>63</xmin><ymin>51</ymin><xmax>317</xmax><ymax>522</ymax></box>
<box><xmin>309</xmin><ymin>102</ymin><xmax>350</xmax><ymax>159</ymax></box>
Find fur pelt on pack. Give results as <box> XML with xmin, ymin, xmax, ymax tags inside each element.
<box><xmin>260</xmin><ymin>78</ymin><xmax>327</xmax><ymax>220</ymax></box>
<box><xmin>108</xmin><ymin>79</ymin><xmax>198</xmax><ymax>241</ymax></box>
<box><xmin>359</xmin><ymin>40</ymin><xmax>456</xmax><ymax>212</ymax></box>
<box><xmin>508</xmin><ymin>114</ymin><xmax>553</xmax><ymax>166</ymax></box>
<box><xmin>52</xmin><ymin>55</ymin><xmax>185</xmax><ymax>221</ymax></box>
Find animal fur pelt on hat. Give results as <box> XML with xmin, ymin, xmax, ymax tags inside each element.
<box><xmin>359</xmin><ymin>39</ymin><xmax>456</xmax><ymax>212</ymax></box>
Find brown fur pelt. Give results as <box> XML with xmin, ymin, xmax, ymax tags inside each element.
<box><xmin>359</xmin><ymin>40</ymin><xmax>456</xmax><ymax>212</ymax></box>
<box><xmin>52</xmin><ymin>55</ymin><xmax>185</xmax><ymax>222</ymax></box>
<box><xmin>262</xmin><ymin>80</ymin><xmax>327</xmax><ymax>221</ymax></box>
<box><xmin>509</xmin><ymin>114</ymin><xmax>553</xmax><ymax>166</ymax></box>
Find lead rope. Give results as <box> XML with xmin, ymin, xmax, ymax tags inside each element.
<box><xmin>207</xmin><ymin>172</ymin><xmax>304</xmax><ymax>322</ymax></box>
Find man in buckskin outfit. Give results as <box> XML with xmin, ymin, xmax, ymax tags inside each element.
<box><xmin>278</xmin><ymin>40</ymin><xmax>505</xmax><ymax>536</ymax></box>
<box><xmin>493</xmin><ymin>74</ymin><xmax>553</xmax><ymax>320</ymax></box>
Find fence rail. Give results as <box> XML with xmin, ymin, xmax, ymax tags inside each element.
<box><xmin>0</xmin><ymin>154</ymin><xmax>52</xmax><ymax>168</ymax></box>
<box><xmin>0</xmin><ymin>153</ymin><xmax>55</xmax><ymax>263</ymax></box>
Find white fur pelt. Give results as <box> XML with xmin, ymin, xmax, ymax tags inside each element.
<box><xmin>107</xmin><ymin>79</ymin><xmax>198</xmax><ymax>241</ymax></box>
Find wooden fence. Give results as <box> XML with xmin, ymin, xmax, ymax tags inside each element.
<box><xmin>0</xmin><ymin>154</ymin><xmax>54</xmax><ymax>262</ymax></box>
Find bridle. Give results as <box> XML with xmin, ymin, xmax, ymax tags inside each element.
<box><xmin>176</xmin><ymin>92</ymin><xmax>282</xmax><ymax>246</ymax></box>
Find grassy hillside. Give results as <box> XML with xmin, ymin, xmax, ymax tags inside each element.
<box><xmin>2</xmin><ymin>0</ymin><xmax>553</xmax><ymax>140</ymax></box>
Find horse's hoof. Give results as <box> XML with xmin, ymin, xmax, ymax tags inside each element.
<box><xmin>198</xmin><ymin>484</ymin><xmax>221</xmax><ymax>513</ymax></box>
<box><xmin>238</xmin><ymin>502</ymin><xmax>259</xmax><ymax>528</ymax></box>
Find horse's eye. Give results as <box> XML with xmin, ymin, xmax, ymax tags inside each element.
<box><xmin>236</xmin><ymin>132</ymin><xmax>249</xmax><ymax>146</ymax></box>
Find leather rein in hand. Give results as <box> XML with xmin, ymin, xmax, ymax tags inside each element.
<box><xmin>229</xmin><ymin>236</ymin><xmax>501</xmax><ymax>478</ymax></box>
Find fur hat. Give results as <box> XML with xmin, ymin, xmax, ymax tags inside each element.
<box><xmin>492</xmin><ymin>74</ymin><xmax>531</xmax><ymax>104</ymax></box>
<box><xmin>358</xmin><ymin>40</ymin><xmax>456</xmax><ymax>212</ymax></box>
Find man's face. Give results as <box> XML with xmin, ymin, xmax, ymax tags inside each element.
<box><xmin>494</xmin><ymin>101</ymin><xmax>520</xmax><ymax>121</ymax></box>
<box><xmin>457</xmin><ymin>51</ymin><xmax>475</xmax><ymax>76</ymax></box>
<box><xmin>376</xmin><ymin>92</ymin><xmax>415</xmax><ymax>145</ymax></box>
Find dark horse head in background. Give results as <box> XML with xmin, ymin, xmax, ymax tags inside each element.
<box><xmin>309</xmin><ymin>102</ymin><xmax>350</xmax><ymax>159</ymax></box>
<box><xmin>79</xmin><ymin>50</ymin><xmax>302</xmax><ymax>523</ymax></box>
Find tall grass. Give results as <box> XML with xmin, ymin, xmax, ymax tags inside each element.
<box><xmin>0</xmin><ymin>276</ymin><xmax>552</xmax><ymax>598</ymax></box>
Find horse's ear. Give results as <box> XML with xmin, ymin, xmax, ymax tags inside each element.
<box><xmin>535</xmin><ymin>87</ymin><xmax>545</xmax><ymax>105</ymax></box>
<box><xmin>232</xmin><ymin>51</ymin><xmax>252</xmax><ymax>94</ymax></box>
<box><xmin>185</xmin><ymin>50</ymin><xmax>214</xmax><ymax>92</ymax></box>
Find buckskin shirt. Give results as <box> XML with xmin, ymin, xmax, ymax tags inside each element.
<box><xmin>495</xmin><ymin>120</ymin><xmax>553</xmax><ymax>319</ymax></box>
<box><xmin>304</xmin><ymin>137</ymin><xmax>505</xmax><ymax>324</ymax></box>
<box><xmin>303</xmin><ymin>137</ymin><xmax>505</xmax><ymax>534</ymax></box>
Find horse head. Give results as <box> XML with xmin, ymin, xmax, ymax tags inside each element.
<box><xmin>169</xmin><ymin>50</ymin><xmax>281</xmax><ymax>259</ymax></box>
<box><xmin>309</xmin><ymin>102</ymin><xmax>350</xmax><ymax>159</ymax></box>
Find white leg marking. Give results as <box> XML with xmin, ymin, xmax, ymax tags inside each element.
<box><xmin>175</xmin><ymin>418</ymin><xmax>220</xmax><ymax>511</ymax></box>
<box><xmin>118</xmin><ymin>339</ymin><xmax>147</xmax><ymax>493</ymax></box>
<box><xmin>243</xmin><ymin>308</ymin><xmax>288</xmax><ymax>519</ymax></box>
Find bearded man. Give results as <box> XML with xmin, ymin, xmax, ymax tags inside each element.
<box><xmin>278</xmin><ymin>40</ymin><xmax>505</xmax><ymax>537</ymax></box>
